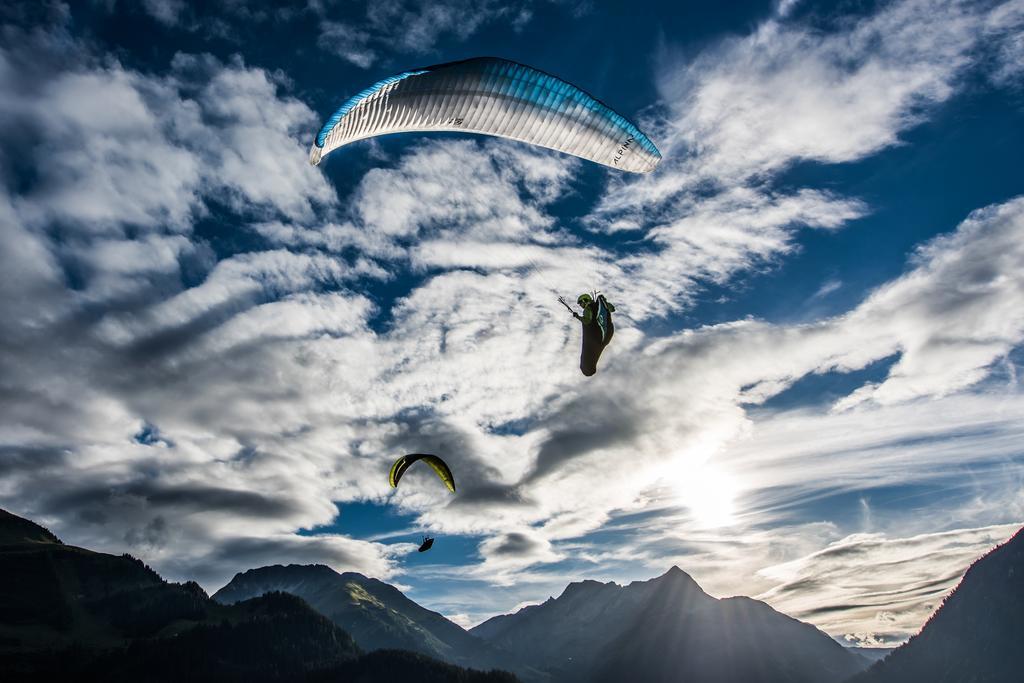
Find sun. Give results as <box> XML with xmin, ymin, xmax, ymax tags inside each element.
<box><xmin>672</xmin><ymin>463</ymin><xmax>738</xmax><ymax>528</ymax></box>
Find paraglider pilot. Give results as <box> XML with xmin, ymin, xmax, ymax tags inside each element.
<box><xmin>559</xmin><ymin>293</ymin><xmax>616</xmax><ymax>377</ymax></box>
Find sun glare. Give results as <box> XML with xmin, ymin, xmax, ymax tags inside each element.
<box><xmin>672</xmin><ymin>463</ymin><xmax>738</xmax><ymax>528</ymax></box>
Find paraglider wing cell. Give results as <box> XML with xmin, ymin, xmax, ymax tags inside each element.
<box><xmin>310</xmin><ymin>57</ymin><xmax>661</xmax><ymax>173</ymax></box>
<box><xmin>389</xmin><ymin>454</ymin><xmax>456</xmax><ymax>493</ymax></box>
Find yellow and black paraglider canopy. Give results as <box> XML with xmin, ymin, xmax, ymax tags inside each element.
<box><xmin>388</xmin><ymin>453</ymin><xmax>456</xmax><ymax>493</ymax></box>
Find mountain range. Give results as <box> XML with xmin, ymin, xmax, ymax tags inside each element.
<box><xmin>471</xmin><ymin>565</ymin><xmax>868</xmax><ymax>683</ymax></box>
<box><xmin>212</xmin><ymin>559</ymin><xmax>880</xmax><ymax>683</ymax></box>
<box><xmin>214</xmin><ymin>563</ymin><xmax>539</xmax><ymax>680</ymax></box>
<box><xmin>3</xmin><ymin>506</ymin><xmax>1023</xmax><ymax>682</ymax></box>
<box><xmin>0</xmin><ymin>508</ymin><xmax>513</xmax><ymax>682</ymax></box>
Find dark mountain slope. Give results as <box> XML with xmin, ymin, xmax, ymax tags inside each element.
<box><xmin>310</xmin><ymin>650</ymin><xmax>518</xmax><ymax>683</ymax></box>
<box><xmin>0</xmin><ymin>517</ymin><xmax>202</xmax><ymax>651</ymax></box>
<box><xmin>472</xmin><ymin>566</ymin><xmax>866</xmax><ymax>683</ymax></box>
<box><xmin>214</xmin><ymin>563</ymin><xmax>536</xmax><ymax>679</ymax></box>
<box><xmin>0</xmin><ymin>508</ymin><xmax>516</xmax><ymax>682</ymax></box>
<box><xmin>851</xmin><ymin>526</ymin><xmax>1024</xmax><ymax>683</ymax></box>
<box><xmin>593</xmin><ymin>593</ymin><xmax>863</xmax><ymax>683</ymax></box>
<box><xmin>3</xmin><ymin>591</ymin><xmax>360</xmax><ymax>682</ymax></box>
<box><xmin>474</xmin><ymin>569</ymin><xmax>709</xmax><ymax>678</ymax></box>
<box><xmin>846</xmin><ymin>647</ymin><xmax>894</xmax><ymax>663</ymax></box>
<box><xmin>0</xmin><ymin>508</ymin><xmax>62</xmax><ymax>545</ymax></box>
<box><xmin>215</xmin><ymin>564</ymin><xmax>462</xmax><ymax>655</ymax></box>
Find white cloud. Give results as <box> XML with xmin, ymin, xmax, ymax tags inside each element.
<box><xmin>811</xmin><ymin>278</ymin><xmax>842</xmax><ymax>300</ymax></box>
<box><xmin>664</xmin><ymin>0</ymin><xmax>1018</xmax><ymax>181</ymax></box>
<box><xmin>721</xmin><ymin>393</ymin><xmax>1024</xmax><ymax>519</ymax></box>
<box><xmin>476</xmin><ymin>530</ymin><xmax>563</xmax><ymax>582</ymax></box>
<box><xmin>13</xmin><ymin>66</ymin><xmax>203</xmax><ymax>232</ymax></box>
<box><xmin>613</xmin><ymin>188</ymin><xmax>867</xmax><ymax>319</ymax></box>
<box><xmin>317</xmin><ymin>21</ymin><xmax>377</xmax><ymax>68</ymax></box>
<box><xmin>176</xmin><ymin>54</ymin><xmax>337</xmax><ymax>222</ymax></box>
<box><xmin>589</xmin><ymin>0</ymin><xmax>1024</xmax><ymax>309</ymax></box>
<box><xmin>775</xmin><ymin>0</ymin><xmax>801</xmax><ymax>19</ymax></box>
<box><xmin>93</xmin><ymin>249</ymin><xmax>367</xmax><ymax>347</ymax></box>
<box><xmin>351</xmin><ymin>139</ymin><xmax>575</xmax><ymax>243</ymax></box>
<box><xmin>986</xmin><ymin>0</ymin><xmax>1024</xmax><ymax>86</ymax></box>
<box><xmin>143</xmin><ymin>0</ymin><xmax>186</xmax><ymax>26</ymax></box>
<box><xmin>445</xmin><ymin>612</ymin><xmax>475</xmax><ymax>629</ymax></box>
<box><xmin>2</xmin><ymin>42</ymin><xmax>334</xmax><ymax>235</ymax></box>
<box><xmin>314</xmin><ymin>0</ymin><xmax>540</xmax><ymax>67</ymax></box>
<box><xmin>834</xmin><ymin>197</ymin><xmax>1024</xmax><ymax>408</ymax></box>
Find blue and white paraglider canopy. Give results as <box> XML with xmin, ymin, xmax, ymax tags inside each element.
<box><xmin>310</xmin><ymin>57</ymin><xmax>661</xmax><ymax>173</ymax></box>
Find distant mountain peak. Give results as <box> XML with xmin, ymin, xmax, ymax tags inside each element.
<box><xmin>230</xmin><ymin>562</ymin><xmax>340</xmax><ymax>580</ymax></box>
<box><xmin>213</xmin><ymin>560</ymin><xmax>532</xmax><ymax>679</ymax></box>
<box><xmin>653</xmin><ymin>565</ymin><xmax>698</xmax><ymax>584</ymax></box>
<box><xmin>624</xmin><ymin>565</ymin><xmax>708</xmax><ymax>599</ymax></box>
<box><xmin>472</xmin><ymin>564</ymin><xmax>865</xmax><ymax>683</ymax></box>
<box><xmin>557</xmin><ymin>577</ymin><xmax>617</xmax><ymax>599</ymax></box>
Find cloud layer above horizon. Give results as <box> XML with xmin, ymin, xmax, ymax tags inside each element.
<box><xmin>1</xmin><ymin>0</ymin><xmax>1023</xmax><ymax>646</ymax></box>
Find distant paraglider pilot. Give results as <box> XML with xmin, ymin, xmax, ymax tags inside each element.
<box><xmin>559</xmin><ymin>293</ymin><xmax>616</xmax><ymax>376</ymax></box>
<box><xmin>388</xmin><ymin>455</ymin><xmax>451</xmax><ymax>556</ymax></box>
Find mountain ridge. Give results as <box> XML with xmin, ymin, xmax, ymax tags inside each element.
<box><xmin>213</xmin><ymin>561</ymin><xmax>540</xmax><ymax>680</ymax></box>
<box><xmin>0</xmin><ymin>507</ymin><xmax>516</xmax><ymax>682</ymax></box>
<box><xmin>850</xmin><ymin>526</ymin><xmax>1024</xmax><ymax>682</ymax></box>
<box><xmin>472</xmin><ymin>564</ymin><xmax>867</xmax><ymax>683</ymax></box>
<box><xmin>0</xmin><ymin>508</ymin><xmax>62</xmax><ymax>545</ymax></box>
<box><xmin>18</xmin><ymin>503</ymin><xmax>1019</xmax><ymax>683</ymax></box>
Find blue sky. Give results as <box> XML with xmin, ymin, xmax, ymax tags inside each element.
<box><xmin>1</xmin><ymin>0</ymin><xmax>1023</xmax><ymax>646</ymax></box>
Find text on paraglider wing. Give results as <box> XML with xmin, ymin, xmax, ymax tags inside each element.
<box><xmin>445</xmin><ymin>117</ymin><xmax>465</xmax><ymax>126</ymax></box>
<box><xmin>612</xmin><ymin>135</ymin><xmax>635</xmax><ymax>165</ymax></box>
